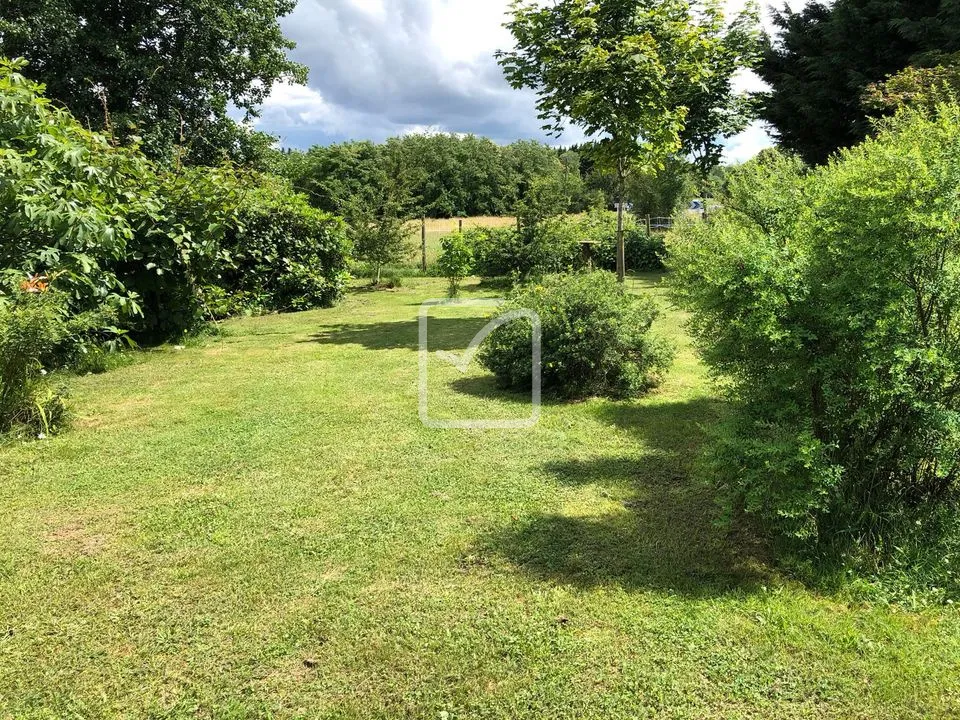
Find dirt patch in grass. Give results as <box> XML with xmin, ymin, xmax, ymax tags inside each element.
<box><xmin>43</xmin><ymin>519</ymin><xmax>111</xmax><ymax>557</ymax></box>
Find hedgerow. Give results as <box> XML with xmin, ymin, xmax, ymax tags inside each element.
<box><xmin>462</xmin><ymin>211</ymin><xmax>665</xmax><ymax>280</ymax></box>
<box><xmin>668</xmin><ymin>107</ymin><xmax>960</xmax><ymax>597</ymax></box>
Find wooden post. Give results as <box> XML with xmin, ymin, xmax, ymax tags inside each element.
<box><xmin>646</xmin><ymin>214</ymin><xmax>651</xmax><ymax>237</ymax></box>
<box><xmin>421</xmin><ymin>216</ymin><xmax>427</xmax><ymax>272</ymax></box>
<box><xmin>458</xmin><ymin>218</ymin><xmax>463</xmax><ymax>233</ymax></box>
<box><xmin>615</xmin><ymin>159</ymin><xmax>626</xmax><ymax>283</ymax></box>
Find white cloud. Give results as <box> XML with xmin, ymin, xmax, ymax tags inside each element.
<box><xmin>723</xmin><ymin>121</ymin><xmax>775</xmax><ymax>164</ymax></box>
<box><xmin>259</xmin><ymin>0</ymin><xmax>794</xmax><ymax>156</ymax></box>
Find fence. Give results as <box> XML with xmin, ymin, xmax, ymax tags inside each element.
<box><xmin>649</xmin><ymin>217</ymin><xmax>673</xmax><ymax>231</ymax></box>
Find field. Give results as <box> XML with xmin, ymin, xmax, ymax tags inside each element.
<box><xmin>1</xmin><ymin>275</ymin><xmax>958</xmax><ymax>718</ymax></box>
<box><xmin>406</xmin><ymin>216</ymin><xmax>517</xmax><ymax>266</ymax></box>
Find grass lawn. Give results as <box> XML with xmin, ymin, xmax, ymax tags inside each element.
<box><xmin>1</xmin><ymin>275</ymin><xmax>958</xmax><ymax>719</ymax></box>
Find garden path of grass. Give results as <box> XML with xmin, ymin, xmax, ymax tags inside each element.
<box><xmin>0</xmin><ymin>275</ymin><xmax>958</xmax><ymax>718</ymax></box>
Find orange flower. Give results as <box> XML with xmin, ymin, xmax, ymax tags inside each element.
<box><xmin>20</xmin><ymin>274</ymin><xmax>49</xmax><ymax>294</ymax></box>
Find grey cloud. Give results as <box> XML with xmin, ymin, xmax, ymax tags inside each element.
<box><xmin>262</xmin><ymin>0</ymin><xmax>579</xmax><ymax>146</ymax></box>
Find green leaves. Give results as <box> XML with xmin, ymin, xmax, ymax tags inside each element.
<box><xmin>480</xmin><ymin>271</ymin><xmax>674</xmax><ymax>398</ymax></box>
<box><xmin>500</xmin><ymin>0</ymin><xmax>760</xmax><ymax>175</ymax></box>
<box><xmin>669</xmin><ymin>105</ymin><xmax>960</xmax><ymax>583</ymax></box>
<box><xmin>437</xmin><ymin>233</ymin><xmax>474</xmax><ymax>297</ymax></box>
<box><xmin>0</xmin><ymin>59</ymin><xmax>349</xmax><ymax>340</ymax></box>
<box><xmin>0</xmin><ymin>0</ymin><xmax>306</xmax><ymax>164</ymax></box>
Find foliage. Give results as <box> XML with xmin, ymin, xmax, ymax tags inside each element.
<box><xmin>863</xmin><ymin>56</ymin><xmax>960</xmax><ymax>113</ymax></box>
<box><xmin>220</xmin><ymin>176</ymin><xmax>350</xmax><ymax>312</ymax></box>
<box><xmin>436</xmin><ymin>233</ymin><xmax>473</xmax><ymax>297</ymax></box>
<box><xmin>0</xmin><ymin>277</ymin><xmax>114</xmax><ymax>436</ymax></box>
<box><xmin>0</xmin><ymin>0</ymin><xmax>306</xmax><ymax>164</ymax></box>
<box><xmin>480</xmin><ymin>272</ymin><xmax>673</xmax><ymax>399</ymax></box>
<box><xmin>499</xmin><ymin>0</ymin><xmax>756</xmax><ymax>173</ymax></box>
<box><xmin>597</xmin><ymin>228</ymin><xmax>667</xmax><ymax>273</ymax></box>
<box><xmin>673</xmin><ymin>3</ymin><xmax>763</xmax><ymax>170</ymax></box>
<box><xmin>756</xmin><ymin>0</ymin><xmax>960</xmax><ymax>165</ymax></box>
<box><xmin>465</xmin><ymin>223</ymin><xmax>579</xmax><ymax>279</ymax></box>
<box><xmin>466</xmin><ymin>227</ymin><xmax>525</xmax><ymax>279</ymax></box>
<box><xmin>465</xmin><ymin>212</ymin><xmax>666</xmax><ymax>279</ymax></box>
<box><xmin>499</xmin><ymin>0</ymin><xmax>759</xmax><ymax>279</ymax></box>
<box><xmin>625</xmin><ymin>157</ymin><xmax>698</xmax><ymax>219</ymax></box>
<box><xmin>0</xmin><ymin>58</ymin><xmax>349</xmax><ymax>344</ymax></box>
<box><xmin>275</xmin><ymin>134</ymin><xmax>590</xmax><ymax>220</ymax></box>
<box><xmin>0</xmin><ymin>58</ymin><xmax>145</xmax><ymax>320</ymax></box>
<box><xmin>668</xmin><ymin>107</ymin><xmax>960</xmax><ymax>588</ymax></box>
<box><xmin>0</xmin><ymin>284</ymin><xmax>65</xmax><ymax>435</ymax></box>
<box><xmin>122</xmin><ymin>164</ymin><xmax>244</xmax><ymax>341</ymax></box>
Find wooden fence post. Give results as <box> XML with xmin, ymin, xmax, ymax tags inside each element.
<box><xmin>421</xmin><ymin>216</ymin><xmax>427</xmax><ymax>273</ymax></box>
<box><xmin>458</xmin><ymin>218</ymin><xmax>463</xmax><ymax>233</ymax></box>
<box><xmin>646</xmin><ymin>215</ymin><xmax>652</xmax><ymax>237</ymax></box>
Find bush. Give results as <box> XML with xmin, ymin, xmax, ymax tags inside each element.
<box><xmin>479</xmin><ymin>272</ymin><xmax>673</xmax><ymax>398</ymax></box>
<box><xmin>465</xmin><ymin>212</ymin><xmax>666</xmax><ymax>280</ymax></box>
<box><xmin>0</xmin><ymin>58</ymin><xmax>145</xmax><ymax>323</ymax></box>
<box><xmin>668</xmin><ymin>107</ymin><xmax>960</xmax><ymax>591</ymax></box>
<box><xmin>0</xmin><ymin>281</ymin><xmax>71</xmax><ymax>436</ymax></box>
<box><xmin>0</xmin><ymin>59</ymin><xmax>351</xmax><ymax>343</ymax></box>
<box><xmin>437</xmin><ymin>232</ymin><xmax>473</xmax><ymax>296</ymax></box>
<box><xmin>122</xmin><ymin>164</ymin><xmax>244</xmax><ymax>341</ymax></box>
<box><xmin>220</xmin><ymin>176</ymin><xmax>350</xmax><ymax>312</ymax></box>
<box><xmin>466</xmin><ymin>220</ymin><xmax>582</xmax><ymax>279</ymax></box>
<box><xmin>467</xmin><ymin>226</ymin><xmax>525</xmax><ymax>278</ymax></box>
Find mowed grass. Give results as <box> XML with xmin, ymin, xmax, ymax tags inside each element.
<box><xmin>1</xmin><ymin>275</ymin><xmax>958</xmax><ymax>719</ymax></box>
<box><xmin>406</xmin><ymin>216</ymin><xmax>517</xmax><ymax>266</ymax></box>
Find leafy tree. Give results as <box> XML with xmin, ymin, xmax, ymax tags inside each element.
<box><xmin>272</xmin><ymin>134</ymin><xmax>590</xmax><ymax>221</ymax></box>
<box><xmin>756</xmin><ymin>0</ymin><xmax>960</xmax><ymax>165</ymax></box>
<box><xmin>437</xmin><ymin>233</ymin><xmax>473</xmax><ymax>297</ymax></box>
<box><xmin>0</xmin><ymin>0</ymin><xmax>306</xmax><ymax>164</ymax></box>
<box><xmin>340</xmin><ymin>144</ymin><xmax>417</xmax><ymax>285</ymax></box>
<box><xmin>626</xmin><ymin>157</ymin><xmax>698</xmax><ymax>219</ymax></box>
<box><xmin>675</xmin><ymin>4</ymin><xmax>763</xmax><ymax>171</ymax></box>
<box><xmin>499</xmin><ymin>0</ymin><xmax>759</xmax><ymax>281</ymax></box>
<box><xmin>296</xmin><ymin>142</ymin><xmax>382</xmax><ymax>214</ymax></box>
<box><xmin>863</xmin><ymin>56</ymin><xmax>960</xmax><ymax>114</ymax></box>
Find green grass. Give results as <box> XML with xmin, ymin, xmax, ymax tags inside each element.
<box><xmin>0</xmin><ymin>275</ymin><xmax>958</xmax><ymax>718</ymax></box>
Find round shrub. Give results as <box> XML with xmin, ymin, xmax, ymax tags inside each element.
<box><xmin>479</xmin><ymin>271</ymin><xmax>674</xmax><ymax>398</ymax></box>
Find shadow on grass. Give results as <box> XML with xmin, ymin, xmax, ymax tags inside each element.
<box><xmin>447</xmin><ymin>375</ymin><xmax>535</xmax><ymax>407</ymax></box>
<box><xmin>304</xmin><ymin>317</ymin><xmax>490</xmax><ymax>352</ymax></box>
<box><xmin>480</xmin><ymin>398</ymin><xmax>771</xmax><ymax>597</ymax></box>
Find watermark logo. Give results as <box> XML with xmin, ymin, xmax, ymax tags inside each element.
<box><xmin>418</xmin><ymin>298</ymin><xmax>541</xmax><ymax>429</ymax></box>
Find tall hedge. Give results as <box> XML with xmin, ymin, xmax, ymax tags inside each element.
<box><xmin>0</xmin><ymin>57</ymin><xmax>350</xmax><ymax>343</ymax></box>
<box><xmin>668</xmin><ymin>106</ymin><xmax>960</xmax><ymax>589</ymax></box>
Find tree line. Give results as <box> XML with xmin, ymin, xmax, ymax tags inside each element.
<box><xmin>267</xmin><ymin>135</ymin><xmax>594</xmax><ymax>220</ymax></box>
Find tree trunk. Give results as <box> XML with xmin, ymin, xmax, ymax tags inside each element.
<box><xmin>616</xmin><ymin>162</ymin><xmax>626</xmax><ymax>283</ymax></box>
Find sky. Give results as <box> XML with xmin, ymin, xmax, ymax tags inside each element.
<box><xmin>256</xmin><ymin>0</ymin><xmax>793</xmax><ymax>164</ymax></box>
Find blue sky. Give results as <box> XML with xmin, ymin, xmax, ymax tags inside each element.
<box><xmin>256</xmin><ymin>0</ymin><xmax>795</xmax><ymax>163</ymax></box>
